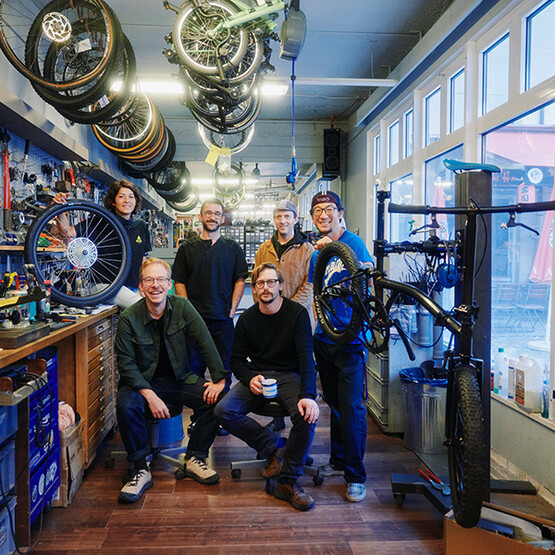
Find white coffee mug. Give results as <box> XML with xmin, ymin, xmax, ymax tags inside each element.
<box><xmin>262</xmin><ymin>378</ymin><xmax>277</xmax><ymax>398</ymax></box>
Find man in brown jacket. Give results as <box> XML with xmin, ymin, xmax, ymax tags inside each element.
<box><xmin>254</xmin><ymin>199</ymin><xmax>314</xmax><ymax>318</ymax></box>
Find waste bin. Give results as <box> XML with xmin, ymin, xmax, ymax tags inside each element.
<box><xmin>400</xmin><ymin>363</ymin><xmax>448</xmax><ymax>454</ymax></box>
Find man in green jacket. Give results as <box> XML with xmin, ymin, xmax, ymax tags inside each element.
<box><xmin>115</xmin><ymin>258</ymin><xmax>229</xmax><ymax>504</ymax></box>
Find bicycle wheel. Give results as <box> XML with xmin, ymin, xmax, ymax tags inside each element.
<box><xmin>172</xmin><ymin>0</ymin><xmax>247</xmax><ymax>76</ymax></box>
<box><xmin>0</xmin><ymin>0</ymin><xmax>120</xmax><ymax>90</ymax></box>
<box><xmin>24</xmin><ymin>200</ymin><xmax>131</xmax><ymax>307</ymax></box>
<box><xmin>447</xmin><ymin>365</ymin><xmax>487</xmax><ymax>528</ymax></box>
<box><xmin>313</xmin><ymin>242</ymin><xmax>364</xmax><ymax>345</ymax></box>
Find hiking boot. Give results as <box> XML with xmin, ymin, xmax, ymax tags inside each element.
<box><xmin>262</xmin><ymin>447</ymin><xmax>283</xmax><ymax>479</ymax></box>
<box><xmin>346</xmin><ymin>482</ymin><xmax>367</xmax><ymax>503</ymax></box>
<box><xmin>118</xmin><ymin>468</ymin><xmax>153</xmax><ymax>504</ymax></box>
<box><xmin>274</xmin><ymin>481</ymin><xmax>315</xmax><ymax>511</ymax></box>
<box><xmin>184</xmin><ymin>456</ymin><xmax>220</xmax><ymax>484</ymax></box>
<box><xmin>318</xmin><ymin>463</ymin><xmax>345</xmax><ymax>477</ymax></box>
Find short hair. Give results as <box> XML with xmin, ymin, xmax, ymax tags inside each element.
<box><xmin>251</xmin><ymin>262</ymin><xmax>284</xmax><ymax>285</ymax></box>
<box><xmin>200</xmin><ymin>198</ymin><xmax>225</xmax><ymax>214</ymax></box>
<box><xmin>103</xmin><ymin>180</ymin><xmax>142</xmax><ymax>214</ymax></box>
<box><xmin>139</xmin><ymin>258</ymin><xmax>171</xmax><ymax>280</ymax></box>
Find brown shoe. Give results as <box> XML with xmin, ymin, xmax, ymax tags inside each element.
<box><xmin>262</xmin><ymin>448</ymin><xmax>282</xmax><ymax>479</ymax></box>
<box><xmin>274</xmin><ymin>481</ymin><xmax>315</xmax><ymax>511</ymax></box>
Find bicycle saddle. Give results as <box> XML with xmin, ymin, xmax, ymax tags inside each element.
<box><xmin>443</xmin><ymin>159</ymin><xmax>500</xmax><ymax>173</ymax></box>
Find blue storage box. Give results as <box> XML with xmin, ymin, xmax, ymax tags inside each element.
<box><xmin>0</xmin><ymin>406</ymin><xmax>17</xmax><ymax>447</ymax></box>
<box><xmin>0</xmin><ymin>496</ymin><xmax>16</xmax><ymax>555</ymax></box>
<box><xmin>0</xmin><ymin>441</ymin><xmax>15</xmax><ymax>496</ymax></box>
<box><xmin>29</xmin><ymin>404</ymin><xmax>60</xmax><ymax>473</ymax></box>
<box><xmin>30</xmin><ymin>448</ymin><xmax>60</xmax><ymax>525</ymax></box>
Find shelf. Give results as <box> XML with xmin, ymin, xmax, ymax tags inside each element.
<box><xmin>492</xmin><ymin>392</ymin><xmax>555</xmax><ymax>431</ymax></box>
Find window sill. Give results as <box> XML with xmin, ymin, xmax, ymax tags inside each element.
<box><xmin>492</xmin><ymin>392</ymin><xmax>555</xmax><ymax>432</ymax></box>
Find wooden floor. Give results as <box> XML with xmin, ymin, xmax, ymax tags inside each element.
<box><xmin>31</xmin><ymin>399</ymin><xmax>553</xmax><ymax>554</ymax></box>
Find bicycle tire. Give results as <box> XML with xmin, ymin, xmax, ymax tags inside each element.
<box><xmin>313</xmin><ymin>242</ymin><xmax>364</xmax><ymax>345</ymax></box>
<box><xmin>172</xmin><ymin>0</ymin><xmax>248</xmax><ymax>76</ymax></box>
<box><xmin>3</xmin><ymin>0</ymin><xmax>121</xmax><ymax>91</ymax></box>
<box><xmin>448</xmin><ymin>365</ymin><xmax>487</xmax><ymax>528</ymax></box>
<box><xmin>24</xmin><ymin>200</ymin><xmax>131</xmax><ymax>307</ymax></box>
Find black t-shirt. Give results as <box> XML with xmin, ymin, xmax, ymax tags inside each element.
<box><xmin>172</xmin><ymin>235</ymin><xmax>248</xmax><ymax>321</ymax></box>
<box><xmin>152</xmin><ymin>315</ymin><xmax>173</xmax><ymax>379</ymax></box>
<box><xmin>115</xmin><ymin>215</ymin><xmax>152</xmax><ymax>289</ymax></box>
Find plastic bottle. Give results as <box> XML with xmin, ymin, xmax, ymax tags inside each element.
<box><xmin>42</xmin><ymin>280</ymin><xmax>51</xmax><ymax>314</ymax></box>
<box><xmin>541</xmin><ymin>366</ymin><xmax>550</xmax><ymax>419</ymax></box>
<box><xmin>493</xmin><ymin>348</ymin><xmax>504</xmax><ymax>395</ymax></box>
<box><xmin>496</xmin><ymin>348</ymin><xmax>509</xmax><ymax>398</ymax></box>
<box><xmin>514</xmin><ymin>354</ymin><xmax>543</xmax><ymax>412</ymax></box>
<box><xmin>507</xmin><ymin>358</ymin><xmax>516</xmax><ymax>400</ymax></box>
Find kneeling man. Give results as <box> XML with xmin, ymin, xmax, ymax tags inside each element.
<box><xmin>214</xmin><ymin>263</ymin><xmax>319</xmax><ymax>511</ymax></box>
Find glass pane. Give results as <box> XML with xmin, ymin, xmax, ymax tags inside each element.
<box><xmin>483</xmin><ymin>34</ymin><xmax>510</xmax><ymax>113</ymax></box>
<box><xmin>374</xmin><ymin>134</ymin><xmax>381</xmax><ymax>174</ymax></box>
<box><xmin>526</xmin><ymin>0</ymin><xmax>555</xmax><ymax>89</ymax></box>
<box><xmin>425</xmin><ymin>88</ymin><xmax>441</xmax><ymax>146</ymax></box>
<box><xmin>389</xmin><ymin>174</ymin><xmax>413</xmax><ymax>242</ymax></box>
<box><xmin>450</xmin><ymin>69</ymin><xmax>465</xmax><ymax>132</ymax></box>
<box><xmin>484</xmin><ymin>102</ymin><xmax>554</xmax><ymax>399</ymax></box>
<box><xmin>404</xmin><ymin>109</ymin><xmax>413</xmax><ymax>157</ymax></box>
<box><xmin>388</xmin><ymin>121</ymin><xmax>400</xmax><ymax>167</ymax></box>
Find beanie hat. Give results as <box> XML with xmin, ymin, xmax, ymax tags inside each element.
<box><xmin>311</xmin><ymin>191</ymin><xmax>343</xmax><ymax>211</ymax></box>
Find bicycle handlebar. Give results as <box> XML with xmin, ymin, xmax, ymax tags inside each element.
<box><xmin>388</xmin><ymin>200</ymin><xmax>555</xmax><ymax>216</ymax></box>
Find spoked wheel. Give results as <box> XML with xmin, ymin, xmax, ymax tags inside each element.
<box><xmin>360</xmin><ymin>294</ymin><xmax>390</xmax><ymax>354</ymax></box>
<box><xmin>0</xmin><ymin>0</ymin><xmax>120</xmax><ymax>90</ymax></box>
<box><xmin>447</xmin><ymin>365</ymin><xmax>487</xmax><ymax>528</ymax></box>
<box><xmin>313</xmin><ymin>242</ymin><xmax>366</xmax><ymax>345</ymax></box>
<box><xmin>24</xmin><ymin>200</ymin><xmax>131</xmax><ymax>307</ymax></box>
<box><xmin>172</xmin><ymin>0</ymin><xmax>248</xmax><ymax>76</ymax></box>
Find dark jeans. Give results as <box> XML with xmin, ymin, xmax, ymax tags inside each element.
<box><xmin>117</xmin><ymin>376</ymin><xmax>222</xmax><ymax>462</ymax></box>
<box><xmin>214</xmin><ymin>372</ymin><xmax>315</xmax><ymax>481</ymax></box>
<box><xmin>189</xmin><ymin>318</ymin><xmax>234</xmax><ymax>385</ymax></box>
<box><xmin>314</xmin><ymin>339</ymin><xmax>367</xmax><ymax>484</ymax></box>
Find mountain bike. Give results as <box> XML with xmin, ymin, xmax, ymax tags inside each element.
<box><xmin>313</xmin><ymin>159</ymin><xmax>555</xmax><ymax>528</ymax></box>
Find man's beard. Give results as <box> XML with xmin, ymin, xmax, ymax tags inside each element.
<box><xmin>202</xmin><ymin>221</ymin><xmax>220</xmax><ymax>232</ymax></box>
<box><xmin>259</xmin><ymin>292</ymin><xmax>279</xmax><ymax>304</ymax></box>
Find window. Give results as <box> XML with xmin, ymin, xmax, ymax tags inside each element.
<box><xmin>425</xmin><ymin>88</ymin><xmax>441</xmax><ymax>146</ymax></box>
<box><xmin>484</xmin><ymin>102</ymin><xmax>554</xmax><ymax>380</ymax></box>
<box><xmin>482</xmin><ymin>34</ymin><xmax>510</xmax><ymax>113</ymax></box>
<box><xmin>525</xmin><ymin>0</ymin><xmax>555</xmax><ymax>90</ymax></box>
<box><xmin>389</xmin><ymin>174</ymin><xmax>413</xmax><ymax>242</ymax></box>
<box><xmin>388</xmin><ymin>120</ymin><xmax>400</xmax><ymax>167</ymax></box>
<box><xmin>404</xmin><ymin>109</ymin><xmax>413</xmax><ymax>157</ymax></box>
<box><xmin>450</xmin><ymin>69</ymin><xmax>465</xmax><ymax>132</ymax></box>
<box><xmin>374</xmin><ymin>134</ymin><xmax>381</xmax><ymax>174</ymax></box>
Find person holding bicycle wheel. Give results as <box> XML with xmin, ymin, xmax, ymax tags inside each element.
<box><xmin>52</xmin><ymin>179</ymin><xmax>152</xmax><ymax>308</ymax></box>
<box><xmin>308</xmin><ymin>191</ymin><xmax>373</xmax><ymax>503</ymax></box>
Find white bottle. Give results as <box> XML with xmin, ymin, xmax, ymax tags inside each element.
<box><xmin>494</xmin><ymin>348</ymin><xmax>506</xmax><ymax>395</ymax></box>
<box><xmin>498</xmin><ymin>350</ymin><xmax>509</xmax><ymax>398</ymax></box>
<box><xmin>507</xmin><ymin>358</ymin><xmax>516</xmax><ymax>400</ymax></box>
<box><xmin>514</xmin><ymin>354</ymin><xmax>543</xmax><ymax>412</ymax></box>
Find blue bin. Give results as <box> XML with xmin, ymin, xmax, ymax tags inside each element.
<box><xmin>0</xmin><ymin>496</ymin><xmax>16</xmax><ymax>555</ymax></box>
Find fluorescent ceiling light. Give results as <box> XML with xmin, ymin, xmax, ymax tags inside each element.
<box><xmin>260</xmin><ymin>83</ymin><xmax>289</xmax><ymax>96</ymax></box>
<box><xmin>111</xmin><ymin>79</ymin><xmax>185</xmax><ymax>94</ymax></box>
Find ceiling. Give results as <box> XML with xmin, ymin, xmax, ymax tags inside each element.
<box><xmin>107</xmin><ymin>0</ymin><xmax>456</xmax><ymax>211</ymax></box>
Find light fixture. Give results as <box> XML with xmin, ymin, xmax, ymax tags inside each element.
<box><xmin>111</xmin><ymin>79</ymin><xmax>185</xmax><ymax>94</ymax></box>
<box><xmin>259</xmin><ymin>83</ymin><xmax>289</xmax><ymax>96</ymax></box>
<box><xmin>251</xmin><ymin>163</ymin><xmax>261</xmax><ymax>181</ymax></box>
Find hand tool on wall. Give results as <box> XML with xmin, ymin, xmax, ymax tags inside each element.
<box><xmin>0</xmin><ymin>128</ymin><xmax>11</xmax><ymax>230</ymax></box>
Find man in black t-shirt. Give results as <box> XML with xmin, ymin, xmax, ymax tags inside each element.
<box><xmin>214</xmin><ymin>263</ymin><xmax>319</xmax><ymax>511</ymax></box>
<box><xmin>172</xmin><ymin>198</ymin><xmax>248</xmax><ymax>382</ymax></box>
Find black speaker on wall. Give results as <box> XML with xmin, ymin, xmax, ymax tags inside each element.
<box><xmin>322</xmin><ymin>128</ymin><xmax>342</xmax><ymax>179</ymax></box>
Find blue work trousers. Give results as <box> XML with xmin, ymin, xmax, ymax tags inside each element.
<box><xmin>314</xmin><ymin>339</ymin><xmax>367</xmax><ymax>484</ymax></box>
<box><xmin>214</xmin><ymin>372</ymin><xmax>315</xmax><ymax>480</ymax></box>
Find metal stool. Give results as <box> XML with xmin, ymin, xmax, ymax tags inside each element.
<box><xmin>107</xmin><ymin>402</ymin><xmax>188</xmax><ymax>480</ymax></box>
<box><xmin>229</xmin><ymin>400</ymin><xmax>323</xmax><ymax>492</ymax></box>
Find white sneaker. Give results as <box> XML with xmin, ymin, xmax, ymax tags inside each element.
<box><xmin>118</xmin><ymin>468</ymin><xmax>153</xmax><ymax>504</ymax></box>
<box><xmin>346</xmin><ymin>482</ymin><xmax>367</xmax><ymax>503</ymax></box>
<box><xmin>185</xmin><ymin>456</ymin><xmax>220</xmax><ymax>484</ymax></box>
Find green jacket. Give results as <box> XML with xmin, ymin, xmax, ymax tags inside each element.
<box><xmin>115</xmin><ymin>295</ymin><xmax>228</xmax><ymax>391</ymax></box>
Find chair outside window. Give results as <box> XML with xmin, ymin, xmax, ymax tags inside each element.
<box><xmin>514</xmin><ymin>283</ymin><xmax>551</xmax><ymax>332</ymax></box>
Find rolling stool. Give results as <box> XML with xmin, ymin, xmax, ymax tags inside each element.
<box><xmin>107</xmin><ymin>402</ymin><xmax>188</xmax><ymax>480</ymax></box>
<box><xmin>229</xmin><ymin>400</ymin><xmax>324</xmax><ymax>493</ymax></box>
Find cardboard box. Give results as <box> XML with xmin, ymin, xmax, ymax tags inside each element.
<box><xmin>444</xmin><ymin>506</ymin><xmax>555</xmax><ymax>554</ymax></box>
<box><xmin>51</xmin><ymin>420</ymin><xmax>84</xmax><ymax>508</ymax></box>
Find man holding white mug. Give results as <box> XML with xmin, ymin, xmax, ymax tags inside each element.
<box><xmin>214</xmin><ymin>263</ymin><xmax>319</xmax><ymax>511</ymax></box>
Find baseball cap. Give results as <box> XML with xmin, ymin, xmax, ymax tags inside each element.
<box><xmin>311</xmin><ymin>191</ymin><xmax>343</xmax><ymax>211</ymax></box>
<box><xmin>274</xmin><ymin>199</ymin><xmax>298</xmax><ymax>217</ymax></box>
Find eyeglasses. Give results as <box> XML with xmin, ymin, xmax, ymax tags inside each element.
<box><xmin>202</xmin><ymin>210</ymin><xmax>223</xmax><ymax>218</ymax></box>
<box><xmin>311</xmin><ymin>206</ymin><xmax>338</xmax><ymax>217</ymax></box>
<box><xmin>254</xmin><ymin>279</ymin><xmax>279</xmax><ymax>289</ymax></box>
<box><xmin>142</xmin><ymin>277</ymin><xmax>171</xmax><ymax>286</ymax></box>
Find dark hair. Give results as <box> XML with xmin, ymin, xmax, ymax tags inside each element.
<box><xmin>103</xmin><ymin>180</ymin><xmax>142</xmax><ymax>215</ymax></box>
<box><xmin>251</xmin><ymin>262</ymin><xmax>284</xmax><ymax>285</ymax></box>
<box><xmin>200</xmin><ymin>198</ymin><xmax>225</xmax><ymax>214</ymax></box>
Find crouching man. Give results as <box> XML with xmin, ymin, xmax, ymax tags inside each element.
<box><xmin>214</xmin><ymin>263</ymin><xmax>319</xmax><ymax>510</ymax></box>
<box><xmin>114</xmin><ymin>258</ymin><xmax>228</xmax><ymax>503</ymax></box>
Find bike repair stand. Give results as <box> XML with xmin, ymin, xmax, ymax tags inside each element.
<box><xmin>383</xmin><ymin>168</ymin><xmax>536</xmax><ymax>515</ymax></box>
